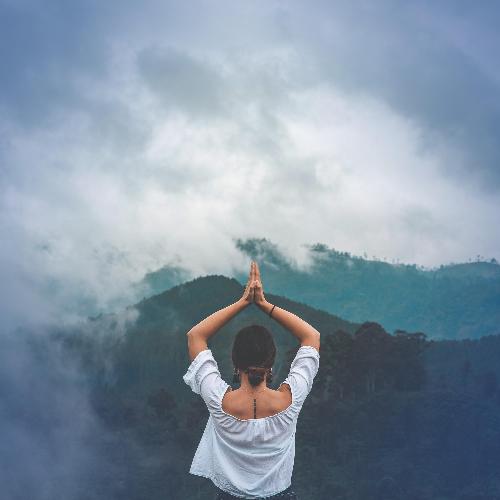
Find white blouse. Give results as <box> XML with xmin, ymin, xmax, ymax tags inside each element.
<box><xmin>183</xmin><ymin>345</ymin><xmax>320</xmax><ymax>499</ymax></box>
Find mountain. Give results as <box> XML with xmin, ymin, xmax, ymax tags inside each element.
<box><xmin>137</xmin><ymin>238</ymin><xmax>500</xmax><ymax>340</ymax></box>
<box><xmin>47</xmin><ymin>273</ymin><xmax>500</xmax><ymax>500</ymax></box>
<box><xmin>67</xmin><ymin>274</ymin><xmax>361</xmax><ymax>402</ymax></box>
<box><xmin>131</xmin><ymin>263</ymin><xmax>193</xmax><ymax>302</ymax></box>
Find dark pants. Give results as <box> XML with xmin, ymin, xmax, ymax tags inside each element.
<box><xmin>214</xmin><ymin>484</ymin><xmax>298</xmax><ymax>500</ymax></box>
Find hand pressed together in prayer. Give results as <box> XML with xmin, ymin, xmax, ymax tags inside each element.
<box><xmin>240</xmin><ymin>261</ymin><xmax>267</xmax><ymax>306</ymax></box>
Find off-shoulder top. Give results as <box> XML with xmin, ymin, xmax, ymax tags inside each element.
<box><xmin>182</xmin><ymin>345</ymin><xmax>320</xmax><ymax>499</ymax></box>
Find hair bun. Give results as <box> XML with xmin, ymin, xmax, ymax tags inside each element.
<box><xmin>246</xmin><ymin>366</ymin><xmax>267</xmax><ymax>387</ymax></box>
<box><xmin>247</xmin><ymin>366</ymin><xmax>266</xmax><ymax>373</ymax></box>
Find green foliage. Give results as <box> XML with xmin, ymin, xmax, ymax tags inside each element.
<box><xmin>230</xmin><ymin>238</ymin><xmax>500</xmax><ymax>340</ymax></box>
<box><xmin>51</xmin><ymin>273</ymin><xmax>500</xmax><ymax>499</ymax></box>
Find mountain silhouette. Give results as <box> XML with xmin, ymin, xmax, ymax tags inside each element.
<box><xmin>135</xmin><ymin>238</ymin><xmax>500</xmax><ymax>340</ymax></box>
<box><xmin>39</xmin><ymin>271</ymin><xmax>500</xmax><ymax>499</ymax></box>
<box><xmin>80</xmin><ymin>274</ymin><xmax>361</xmax><ymax>401</ymax></box>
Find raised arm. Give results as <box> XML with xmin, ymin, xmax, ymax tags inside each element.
<box><xmin>252</xmin><ymin>262</ymin><xmax>320</xmax><ymax>351</ymax></box>
<box><xmin>186</xmin><ymin>262</ymin><xmax>256</xmax><ymax>361</ymax></box>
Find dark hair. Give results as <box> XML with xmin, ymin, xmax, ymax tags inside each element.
<box><xmin>232</xmin><ymin>324</ymin><xmax>276</xmax><ymax>387</ymax></box>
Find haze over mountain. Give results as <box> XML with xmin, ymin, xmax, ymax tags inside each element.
<box><xmin>83</xmin><ymin>273</ymin><xmax>361</xmax><ymax>401</ymax></box>
<box><xmin>12</xmin><ymin>272</ymin><xmax>497</xmax><ymax>499</ymax></box>
<box><xmin>135</xmin><ymin>238</ymin><xmax>500</xmax><ymax>341</ymax></box>
<box><xmin>2</xmin><ymin>0</ymin><xmax>500</xmax><ymax>497</ymax></box>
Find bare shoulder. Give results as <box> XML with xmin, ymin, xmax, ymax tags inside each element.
<box><xmin>221</xmin><ymin>387</ymin><xmax>235</xmax><ymax>412</ymax></box>
<box><xmin>277</xmin><ymin>383</ymin><xmax>291</xmax><ymax>394</ymax></box>
<box><xmin>276</xmin><ymin>383</ymin><xmax>292</xmax><ymax>406</ymax></box>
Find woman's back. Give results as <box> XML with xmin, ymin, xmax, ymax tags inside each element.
<box><xmin>183</xmin><ymin>345</ymin><xmax>320</xmax><ymax>499</ymax></box>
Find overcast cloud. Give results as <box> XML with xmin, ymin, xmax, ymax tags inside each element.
<box><xmin>1</xmin><ymin>0</ymin><xmax>500</xmax><ymax>332</ymax></box>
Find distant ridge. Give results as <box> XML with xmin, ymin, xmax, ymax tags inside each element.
<box><xmin>82</xmin><ymin>274</ymin><xmax>362</xmax><ymax>400</ymax></box>
<box><xmin>135</xmin><ymin>238</ymin><xmax>500</xmax><ymax>340</ymax></box>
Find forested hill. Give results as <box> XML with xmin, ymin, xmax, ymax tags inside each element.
<box><xmin>62</xmin><ymin>274</ymin><xmax>361</xmax><ymax>401</ymax></box>
<box><xmin>46</xmin><ymin>274</ymin><xmax>500</xmax><ymax>499</ymax></box>
<box><xmin>58</xmin><ymin>275</ymin><xmax>500</xmax><ymax>418</ymax></box>
<box><xmin>135</xmin><ymin>238</ymin><xmax>500</xmax><ymax>340</ymax></box>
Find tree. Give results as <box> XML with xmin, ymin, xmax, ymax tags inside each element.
<box><xmin>390</xmin><ymin>330</ymin><xmax>427</xmax><ymax>391</ymax></box>
<box><xmin>318</xmin><ymin>330</ymin><xmax>354</xmax><ymax>401</ymax></box>
<box><xmin>353</xmin><ymin>322</ymin><xmax>392</xmax><ymax>395</ymax></box>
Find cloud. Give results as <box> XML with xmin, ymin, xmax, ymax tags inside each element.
<box><xmin>282</xmin><ymin>0</ymin><xmax>500</xmax><ymax>190</ymax></box>
<box><xmin>0</xmin><ymin>325</ymin><xmax>107</xmax><ymax>499</ymax></box>
<box><xmin>0</xmin><ymin>0</ymin><xmax>499</xmax><ymax>332</ymax></box>
<box><xmin>0</xmin><ymin>0</ymin><xmax>113</xmax><ymax>128</ymax></box>
<box><xmin>0</xmin><ymin>5</ymin><xmax>498</xmax><ymax>499</ymax></box>
<box><xmin>137</xmin><ymin>45</ymin><xmax>226</xmax><ymax>117</ymax></box>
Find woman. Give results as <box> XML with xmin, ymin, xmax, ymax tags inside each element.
<box><xmin>183</xmin><ymin>261</ymin><xmax>321</xmax><ymax>499</ymax></box>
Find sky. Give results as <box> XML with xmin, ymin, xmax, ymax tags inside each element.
<box><xmin>0</xmin><ymin>4</ymin><xmax>499</xmax><ymax>496</ymax></box>
<box><xmin>1</xmin><ymin>0</ymin><xmax>500</xmax><ymax>332</ymax></box>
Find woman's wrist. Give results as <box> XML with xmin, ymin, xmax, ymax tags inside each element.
<box><xmin>258</xmin><ymin>300</ymin><xmax>273</xmax><ymax>315</ymax></box>
<box><xmin>237</xmin><ymin>297</ymin><xmax>251</xmax><ymax>309</ymax></box>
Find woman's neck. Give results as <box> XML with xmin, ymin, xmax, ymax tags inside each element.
<box><xmin>239</xmin><ymin>374</ymin><xmax>268</xmax><ymax>393</ymax></box>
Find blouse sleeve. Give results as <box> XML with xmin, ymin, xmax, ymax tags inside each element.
<box><xmin>182</xmin><ymin>349</ymin><xmax>230</xmax><ymax>414</ymax></box>
<box><xmin>281</xmin><ymin>345</ymin><xmax>320</xmax><ymax>409</ymax></box>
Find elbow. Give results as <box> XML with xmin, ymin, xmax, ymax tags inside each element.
<box><xmin>186</xmin><ymin>328</ymin><xmax>202</xmax><ymax>339</ymax></box>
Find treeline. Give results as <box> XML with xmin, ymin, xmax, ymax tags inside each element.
<box><xmin>313</xmin><ymin>322</ymin><xmax>428</xmax><ymax>401</ymax></box>
<box><xmin>48</xmin><ymin>274</ymin><xmax>500</xmax><ymax>499</ymax></box>
<box><xmin>423</xmin><ymin>332</ymin><xmax>500</xmax><ymax>401</ymax></box>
